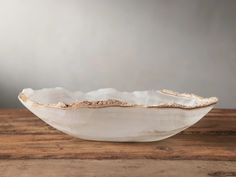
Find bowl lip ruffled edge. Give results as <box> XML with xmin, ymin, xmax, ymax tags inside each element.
<box><xmin>18</xmin><ymin>88</ymin><xmax>218</xmax><ymax>110</ymax></box>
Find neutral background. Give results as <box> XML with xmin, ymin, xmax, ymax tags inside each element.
<box><xmin>0</xmin><ymin>0</ymin><xmax>235</xmax><ymax>108</ymax></box>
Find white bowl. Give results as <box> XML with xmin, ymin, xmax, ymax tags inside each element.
<box><xmin>18</xmin><ymin>88</ymin><xmax>218</xmax><ymax>142</ymax></box>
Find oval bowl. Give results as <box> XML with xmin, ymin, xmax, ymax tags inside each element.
<box><xmin>18</xmin><ymin>88</ymin><xmax>218</xmax><ymax>142</ymax></box>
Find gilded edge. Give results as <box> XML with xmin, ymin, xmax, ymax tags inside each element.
<box><xmin>18</xmin><ymin>89</ymin><xmax>218</xmax><ymax>110</ymax></box>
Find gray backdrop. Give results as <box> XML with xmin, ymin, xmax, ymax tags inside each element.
<box><xmin>0</xmin><ymin>0</ymin><xmax>235</xmax><ymax>108</ymax></box>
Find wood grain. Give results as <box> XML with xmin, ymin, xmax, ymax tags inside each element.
<box><xmin>0</xmin><ymin>159</ymin><xmax>236</xmax><ymax>177</ymax></box>
<box><xmin>0</xmin><ymin>109</ymin><xmax>235</xmax><ymax>160</ymax></box>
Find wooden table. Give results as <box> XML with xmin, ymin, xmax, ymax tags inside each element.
<box><xmin>0</xmin><ymin>109</ymin><xmax>235</xmax><ymax>177</ymax></box>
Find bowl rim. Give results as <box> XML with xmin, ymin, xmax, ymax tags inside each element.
<box><xmin>18</xmin><ymin>88</ymin><xmax>218</xmax><ymax>110</ymax></box>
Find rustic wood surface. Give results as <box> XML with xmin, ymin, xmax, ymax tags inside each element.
<box><xmin>0</xmin><ymin>159</ymin><xmax>235</xmax><ymax>177</ymax></box>
<box><xmin>0</xmin><ymin>108</ymin><xmax>235</xmax><ymax>177</ymax></box>
<box><xmin>0</xmin><ymin>109</ymin><xmax>235</xmax><ymax>161</ymax></box>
